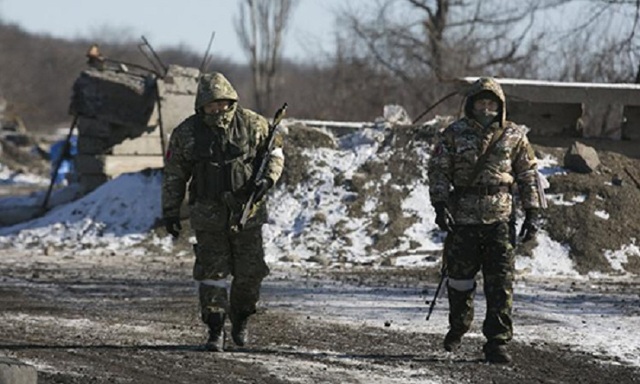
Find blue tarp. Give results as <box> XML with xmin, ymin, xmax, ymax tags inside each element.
<box><xmin>50</xmin><ymin>135</ymin><xmax>78</xmax><ymax>185</ymax></box>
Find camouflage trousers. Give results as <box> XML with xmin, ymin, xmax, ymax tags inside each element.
<box><xmin>193</xmin><ymin>227</ymin><xmax>270</xmax><ymax>324</ymax></box>
<box><xmin>444</xmin><ymin>221</ymin><xmax>514</xmax><ymax>344</ymax></box>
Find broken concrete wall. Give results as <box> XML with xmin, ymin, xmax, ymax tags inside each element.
<box><xmin>0</xmin><ymin>96</ymin><xmax>6</xmax><ymax>122</ymax></box>
<box><xmin>153</xmin><ymin>65</ymin><xmax>200</xmax><ymax>134</ymax></box>
<box><xmin>69</xmin><ymin>68</ymin><xmax>157</xmax><ymax>128</ymax></box>
<box><xmin>623</xmin><ymin>106</ymin><xmax>640</xmax><ymax>141</ymax></box>
<box><xmin>508</xmin><ymin>101</ymin><xmax>582</xmax><ymax>137</ymax></box>
<box><xmin>70</xmin><ymin>64</ymin><xmax>199</xmax><ymax>193</ymax></box>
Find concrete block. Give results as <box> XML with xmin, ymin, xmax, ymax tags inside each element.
<box><xmin>103</xmin><ymin>155</ymin><xmax>164</xmax><ymax>177</ymax></box>
<box><xmin>112</xmin><ymin>135</ymin><xmax>164</xmax><ymax>155</ymax></box>
<box><xmin>77</xmin><ymin>118</ymin><xmax>154</xmax><ymax>146</ymax></box>
<box><xmin>77</xmin><ymin>118</ymin><xmax>111</xmax><ymax>138</ymax></box>
<box><xmin>107</xmin><ymin>123</ymin><xmax>157</xmax><ymax>148</ymax></box>
<box><xmin>75</xmin><ymin>154</ymin><xmax>105</xmax><ymax>174</ymax></box>
<box><xmin>582</xmin><ymin>101</ymin><xmax>624</xmax><ymax>139</ymax></box>
<box><xmin>70</xmin><ymin>68</ymin><xmax>156</xmax><ymax>127</ymax></box>
<box><xmin>154</xmin><ymin>64</ymin><xmax>198</xmax><ymax>133</ymax></box>
<box><xmin>157</xmin><ymin>94</ymin><xmax>196</xmax><ymax>134</ymax></box>
<box><xmin>78</xmin><ymin>135</ymin><xmax>109</xmax><ymax>155</ymax></box>
<box><xmin>623</xmin><ymin>106</ymin><xmax>640</xmax><ymax>141</ymax></box>
<box><xmin>508</xmin><ymin>102</ymin><xmax>582</xmax><ymax>136</ymax></box>
<box><xmin>159</xmin><ymin>65</ymin><xmax>200</xmax><ymax>95</ymax></box>
<box><xmin>0</xmin><ymin>357</ymin><xmax>37</xmax><ymax>384</ymax></box>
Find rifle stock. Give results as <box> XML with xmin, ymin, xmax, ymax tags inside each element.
<box><xmin>233</xmin><ymin>103</ymin><xmax>288</xmax><ymax>232</ymax></box>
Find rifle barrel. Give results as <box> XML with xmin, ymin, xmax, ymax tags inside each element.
<box><xmin>426</xmin><ymin>269</ymin><xmax>447</xmax><ymax>321</ymax></box>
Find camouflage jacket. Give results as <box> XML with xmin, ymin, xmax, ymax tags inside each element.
<box><xmin>162</xmin><ymin>72</ymin><xmax>284</xmax><ymax>230</ymax></box>
<box><xmin>428</xmin><ymin>77</ymin><xmax>540</xmax><ymax>225</ymax></box>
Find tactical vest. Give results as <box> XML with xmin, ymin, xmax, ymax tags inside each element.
<box><xmin>190</xmin><ymin>110</ymin><xmax>257</xmax><ymax>202</ymax></box>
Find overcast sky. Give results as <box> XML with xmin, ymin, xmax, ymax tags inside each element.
<box><xmin>0</xmin><ymin>0</ymin><xmax>368</xmax><ymax>63</ymax></box>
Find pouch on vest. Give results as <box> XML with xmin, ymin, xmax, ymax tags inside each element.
<box><xmin>191</xmin><ymin>112</ymin><xmax>256</xmax><ymax>202</ymax></box>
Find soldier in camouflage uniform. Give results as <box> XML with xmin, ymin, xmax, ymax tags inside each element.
<box><xmin>162</xmin><ymin>72</ymin><xmax>284</xmax><ymax>352</ymax></box>
<box><xmin>428</xmin><ymin>77</ymin><xmax>542</xmax><ymax>363</ymax></box>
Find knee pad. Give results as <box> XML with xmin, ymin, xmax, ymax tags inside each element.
<box><xmin>448</xmin><ymin>278</ymin><xmax>476</xmax><ymax>292</ymax></box>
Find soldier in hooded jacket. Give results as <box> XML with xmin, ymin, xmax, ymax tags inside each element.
<box><xmin>428</xmin><ymin>77</ymin><xmax>542</xmax><ymax>363</ymax></box>
<box><xmin>162</xmin><ymin>72</ymin><xmax>284</xmax><ymax>352</ymax></box>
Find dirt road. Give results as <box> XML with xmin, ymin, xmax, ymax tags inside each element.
<box><xmin>0</xmin><ymin>248</ymin><xmax>638</xmax><ymax>384</ymax></box>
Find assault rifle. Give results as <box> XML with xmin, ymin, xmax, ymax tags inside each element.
<box><xmin>233</xmin><ymin>102</ymin><xmax>288</xmax><ymax>232</ymax></box>
<box><xmin>426</xmin><ymin>265</ymin><xmax>447</xmax><ymax>321</ymax></box>
<box><xmin>426</xmin><ymin>229</ymin><xmax>452</xmax><ymax>321</ymax></box>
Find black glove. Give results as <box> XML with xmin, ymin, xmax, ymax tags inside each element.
<box><xmin>433</xmin><ymin>202</ymin><xmax>455</xmax><ymax>233</ymax></box>
<box><xmin>254</xmin><ymin>177</ymin><xmax>274</xmax><ymax>202</ymax></box>
<box><xmin>164</xmin><ymin>216</ymin><xmax>182</xmax><ymax>238</ymax></box>
<box><xmin>519</xmin><ymin>208</ymin><xmax>541</xmax><ymax>242</ymax></box>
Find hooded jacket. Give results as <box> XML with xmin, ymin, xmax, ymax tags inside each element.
<box><xmin>428</xmin><ymin>77</ymin><xmax>540</xmax><ymax>225</ymax></box>
<box><xmin>162</xmin><ymin>72</ymin><xmax>284</xmax><ymax>230</ymax></box>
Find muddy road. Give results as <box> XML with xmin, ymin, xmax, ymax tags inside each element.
<box><xmin>0</xmin><ymin>249</ymin><xmax>638</xmax><ymax>384</ymax></box>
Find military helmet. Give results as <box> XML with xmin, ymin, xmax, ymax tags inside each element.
<box><xmin>195</xmin><ymin>72</ymin><xmax>239</xmax><ymax>111</ymax></box>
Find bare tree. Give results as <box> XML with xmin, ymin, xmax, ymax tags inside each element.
<box><xmin>538</xmin><ymin>0</ymin><xmax>640</xmax><ymax>82</ymax></box>
<box><xmin>329</xmin><ymin>0</ymin><xmax>559</xmax><ymax>118</ymax></box>
<box><xmin>339</xmin><ymin>0</ymin><xmax>640</xmax><ymax>83</ymax></box>
<box><xmin>341</xmin><ymin>1</ymin><xmax>555</xmax><ymax>79</ymax></box>
<box><xmin>235</xmin><ymin>0</ymin><xmax>297</xmax><ymax>114</ymax></box>
<box><xmin>325</xmin><ymin>0</ymin><xmax>640</xmax><ymax>120</ymax></box>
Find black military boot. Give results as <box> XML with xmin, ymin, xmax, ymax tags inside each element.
<box><xmin>443</xmin><ymin>330</ymin><xmax>463</xmax><ymax>352</ymax></box>
<box><xmin>230</xmin><ymin>312</ymin><xmax>250</xmax><ymax>347</ymax></box>
<box><xmin>483</xmin><ymin>341</ymin><xmax>512</xmax><ymax>364</ymax></box>
<box><xmin>205</xmin><ymin>313</ymin><xmax>226</xmax><ymax>352</ymax></box>
<box><xmin>443</xmin><ymin>285</ymin><xmax>475</xmax><ymax>352</ymax></box>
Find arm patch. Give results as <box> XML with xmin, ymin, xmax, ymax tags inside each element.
<box><xmin>433</xmin><ymin>143</ymin><xmax>444</xmax><ymax>156</ymax></box>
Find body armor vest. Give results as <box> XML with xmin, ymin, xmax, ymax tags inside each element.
<box><xmin>190</xmin><ymin>110</ymin><xmax>257</xmax><ymax>202</ymax></box>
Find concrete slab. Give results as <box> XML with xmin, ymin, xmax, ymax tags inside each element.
<box><xmin>0</xmin><ymin>357</ymin><xmax>37</xmax><ymax>384</ymax></box>
<box><xmin>112</xmin><ymin>134</ymin><xmax>163</xmax><ymax>156</ymax></box>
<box><xmin>103</xmin><ymin>155</ymin><xmax>164</xmax><ymax>177</ymax></box>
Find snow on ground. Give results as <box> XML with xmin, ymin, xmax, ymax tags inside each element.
<box><xmin>0</xmin><ymin>162</ymin><xmax>49</xmax><ymax>186</ymax></box>
<box><xmin>1</xmin><ymin>122</ymin><xmax>639</xmax><ymax>367</ymax></box>
<box><xmin>263</xmin><ymin>271</ymin><xmax>640</xmax><ymax>367</ymax></box>
<box><xmin>516</xmin><ymin>230</ymin><xmax>578</xmax><ymax>277</ymax></box>
<box><xmin>603</xmin><ymin>240</ymin><xmax>640</xmax><ymax>274</ymax></box>
<box><xmin>0</xmin><ymin>170</ymin><xmax>162</xmax><ymax>249</ymax></box>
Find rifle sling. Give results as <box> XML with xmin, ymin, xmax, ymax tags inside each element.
<box><xmin>466</xmin><ymin>124</ymin><xmax>508</xmax><ymax>186</ymax></box>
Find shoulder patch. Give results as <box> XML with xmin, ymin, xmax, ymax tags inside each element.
<box><xmin>433</xmin><ymin>143</ymin><xmax>444</xmax><ymax>156</ymax></box>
